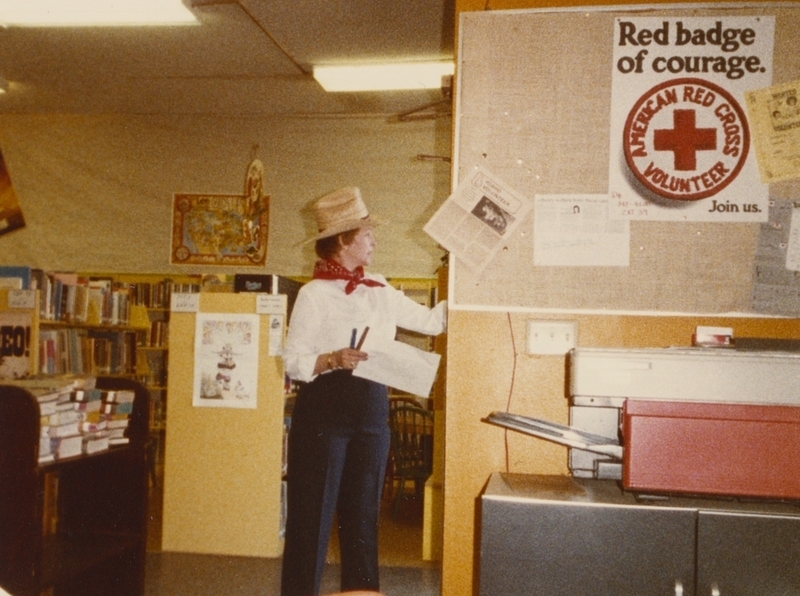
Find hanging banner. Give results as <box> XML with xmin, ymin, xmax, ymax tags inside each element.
<box><xmin>608</xmin><ymin>16</ymin><xmax>774</xmax><ymax>222</ymax></box>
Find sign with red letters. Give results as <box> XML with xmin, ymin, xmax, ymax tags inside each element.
<box><xmin>608</xmin><ymin>17</ymin><xmax>774</xmax><ymax>221</ymax></box>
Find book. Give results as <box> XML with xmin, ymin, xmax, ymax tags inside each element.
<box><xmin>0</xmin><ymin>265</ymin><xmax>31</xmax><ymax>289</ymax></box>
<box><xmin>71</xmin><ymin>388</ymin><xmax>104</xmax><ymax>403</ymax></box>
<box><xmin>101</xmin><ymin>401</ymin><xmax>134</xmax><ymax>416</ymax></box>
<box><xmin>56</xmin><ymin>277</ymin><xmax>91</xmax><ymax>324</ymax></box>
<box><xmin>49</xmin><ymin>272</ymin><xmax>78</xmax><ymax>322</ymax></box>
<box><xmin>37</xmin><ymin>452</ymin><xmax>55</xmax><ymax>464</ymax></box>
<box><xmin>46</xmin><ymin>410</ymin><xmax>81</xmax><ymax>426</ymax></box>
<box><xmin>77</xmin><ymin>410</ymin><xmax>103</xmax><ymax>425</ymax></box>
<box><xmin>80</xmin><ymin>419</ymin><xmax>108</xmax><ymax>433</ymax></box>
<box><xmin>103</xmin><ymin>389</ymin><xmax>135</xmax><ymax>404</ymax></box>
<box><xmin>48</xmin><ymin>421</ymin><xmax>80</xmax><ymax>438</ymax></box>
<box><xmin>82</xmin><ymin>431</ymin><xmax>110</xmax><ymax>455</ymax></box>
<box><xmin>87</xmin><ymin>278</ymin><xmax>112</xmax><ymax>325</ymax></box>
<box><xmin>39</xmin><ymin>435</ymin><xmax>53</xmax><ymax>462</ymax></box>
<box><xmin>39</xmin><ymin>401</ymin><xmax>58</xmax><ymax>416</ymax></box>
<box><xmin>107</xmin><ymin>427</ymin><xmax>128</xmax><ymax>442</ymax></box>
<box><xmin>52</xmin><ymin>434</ymin><xmax>83</xmax><ymax>459</ymax></box>
<box><xmin>54</xmin><ymin>400</ymin><xmax>75</xmax><ymax>412</ymax></box>
<box><xmin>72</xmin><ymin>398</ymin><xmax>102</xmax><ymax>413</ymax></box>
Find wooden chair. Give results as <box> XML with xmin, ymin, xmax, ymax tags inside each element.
<box><xmin>387</xmin><ymin>404</ymin><xmax>434</xmax><ymax>517</ymax></box>
<box><xmin>384</xmin><ymin>397</ymin><xmax>425</xmax><ymax>501</ymax></box>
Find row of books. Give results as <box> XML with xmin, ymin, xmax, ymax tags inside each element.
<box><xmin>38</xmin><ymin>327</ymin><xmax>138</xmax><ymax>377</ymax></box>
<box><xmin>128</xmin><ymin>279</ymin><xmax>201</xmax><ymax>309</ymax></box>
<box><xmin>32</xmin><ymin>378</ymin><xmax>134</xmax><ymax>463</ymax></box>
<box><xmin>148</xmin><ymin>319</ymin><xmax>169</xmax><ymax>348</ymax></box>
<box><xmin>0</xmin><ymin>266</ymin><xmax>200</xmax><ymax>326</ymax></box>
<box><xmin>32</xmin><ymin>271</ymin><xmax>134</xmax><ymax>325</ymax></box>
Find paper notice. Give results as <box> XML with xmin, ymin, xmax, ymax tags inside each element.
<box><xmin>746</xmin><ymin>79</ymin><xmax>800</xmax><ymax>184</ymax></box>
<box><xmin>424</xmin><ymin>165</ymin><xmax>533</xmax><ymax>274</ymax></box>
<box><xmin>533</xmin><ymin>194</ymin><xmax>630</xmax><ymax>266</ymax></box>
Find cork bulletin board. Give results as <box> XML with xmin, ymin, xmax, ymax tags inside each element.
<box><xmin>452</xmin><ymin>4</ymin><xmax>800</xmax><ymax>313</ymax></box>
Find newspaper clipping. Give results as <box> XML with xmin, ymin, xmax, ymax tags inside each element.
<box><xmin>424</xmin><ymin>166</ymin><xmax>532</xmax><ymax>273</ymax></box>
<box><xmin>745</xmin><ymin>78</ymin><xmax>800</xmax><ymax>184</ymax></box>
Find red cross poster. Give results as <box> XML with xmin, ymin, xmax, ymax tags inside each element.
<box><xmin>608</xmin><ymin>16</ymin><xmax>774</xmax><ymax>222</ymax></box>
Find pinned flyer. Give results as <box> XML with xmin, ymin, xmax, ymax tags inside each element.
<box><xmin>424</xmin><ymin>165</ymin><xmax>533</xmax><ymax>273</ymax></box>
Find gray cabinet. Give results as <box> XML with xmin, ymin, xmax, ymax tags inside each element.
<box><xmin>480</xmin><ymin>473</ymin><xmax>800</xmax><ymax>596</ymax></box>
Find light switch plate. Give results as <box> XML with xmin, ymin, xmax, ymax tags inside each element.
<box><xmin>526</xmin><ymin>320</ymin><xmax>577</xmax><ymax>355</ymax></box>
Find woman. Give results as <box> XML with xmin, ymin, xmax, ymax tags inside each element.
<box><xmin>281</xmin><ymin>187</ymin><xmax>447</xmax><ymax>596</ymax></box>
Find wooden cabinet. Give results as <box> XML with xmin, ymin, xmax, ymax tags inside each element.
<box><xmin>0</xmin><ymin>378</ymin><xmax>149</xmax><ymax>596</ymax></box>
<box><xmin>480</xmin><ymin>473</ymin><xmax>800</xmax><ymax>596</ymax></box>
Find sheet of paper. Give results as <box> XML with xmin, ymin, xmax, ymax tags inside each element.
<box><xmin>424</xmin><ymin>164</ymin><xmax>533</xmax><ymax>274</ymax></box>
<box><xmin>533</xmin><ymin>194</ymin><xmax>630</xmax><ymax>266</ymax></box>
<box><xmin>746</xmin><ymin>78</ymin><xmax>800</xmax><ymax>184</ymax></box>
<box><xmin>750</xmin><ymin>198</ymin><xmax>800</xmax><ymax>316</ymax></box>
<box><xmin>267</xmin><ymin>313</ymin><xmax>284</xmax><ymax>356</ymax></box>
<box><xmin>353</xmin><ymin>336</ymin><xmax>441</xmax><ymax>398</ymax></box>
<box><xmin>785</xmin><ymin>203</ymin><xmax>800</xmax><ymax>271</ymax></box>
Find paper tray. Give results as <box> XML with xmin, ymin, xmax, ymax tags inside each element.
<box><xmin>484</xmin><ymin>411</ymin><xmax>623</xmax><ymax>459</ymax></box>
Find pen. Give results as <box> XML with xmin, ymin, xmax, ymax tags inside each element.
<box><xmin>350</xmin><ymin>328</ymin><xmax>357</xmax><ymax>349</ymax></box>
<box><xmin>355</xmin><ymin>326</ymin><xmax>370</xmax><ymax>350</ymax></box>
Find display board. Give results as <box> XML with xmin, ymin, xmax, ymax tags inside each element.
<box><xmin>161</xmin><ymin>292</ymin><xmax>285</xmax><ymax>557</ymax></box>
<box><xmin>452</xmin><ymin>5</ymin><xmax>800</xmax><ymax>313</ymax></box>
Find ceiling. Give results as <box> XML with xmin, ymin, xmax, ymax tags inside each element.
<box><xmin>0</xmin><ymin>0</ymin><xmax>455</xmax><ymax>118</ymax></box>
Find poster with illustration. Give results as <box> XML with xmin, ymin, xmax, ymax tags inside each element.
<box><xmin>0</xmin><ymin>309</ymin><xmax>33</xmax><ymax>380</ymax></box>
<box><xmin>171</xmin><ymin>159</ymin><xmax>269</xmax><ymax>266</ymax></box>
<box><xmin>193</xmin><ymin>312</ymin><xmax>260</xmax><ymax>409</ymax></box>
<box><xmin>0</xmin><ymin>149</ymin><xmax>25</xmax><ymax>238</ymax></box>
<box><xmin>608</xmin><ymin>16</ymin><xmax>774</xmax><ymax>222</ymax></box>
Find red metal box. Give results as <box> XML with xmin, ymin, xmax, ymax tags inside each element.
<box><xmin>622</xmin><ymin>399</ymin><xmax>800</xmax><ymax>500</ymax></box>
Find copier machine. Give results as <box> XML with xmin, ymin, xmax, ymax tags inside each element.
<box><xmin>487</xmin><ymin>346</ymin><xmax>800</xmax><ymax>500</ymax></box>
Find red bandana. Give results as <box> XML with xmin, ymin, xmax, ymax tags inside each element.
<box><xmin>313</xmin><ymin>259</ymin><xmax>385</xmax><ymax>295</ymax></box>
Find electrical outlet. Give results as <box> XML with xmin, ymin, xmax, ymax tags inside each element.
<box><xmin>526</xmin><ymin>320</ymin><xmax>577</xmax><ymax>355</ymax></box>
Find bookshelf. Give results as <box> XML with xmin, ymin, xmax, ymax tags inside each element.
<box><xmin>0</xmin><ymin>273</ymin><xmax>200</xmax><ymax>502</ymax></box>
<box><xmin>0</xmin><ymin>377</ymin><xmax>149</xmax><ymax>596</ymax></box>
<box><xmin>78</xmin><ymin>273</ymin><xmax>201</xmax><ymax>438</ymax></box>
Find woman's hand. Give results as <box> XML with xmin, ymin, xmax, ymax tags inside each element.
<box><xmin>313</xmin><ymin>348</ymin><xmax>369</xmax><ymax>376</ymax></box>
<box><xmin>331</xmin><ymin>348</ymin><xmax>368</xmax><ymax>370</ymax></box>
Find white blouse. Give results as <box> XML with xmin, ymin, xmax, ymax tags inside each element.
<box><xmin>282</xmin><ymin>274</ymin><xmax>447</xmax><ymax>383</ymax></box>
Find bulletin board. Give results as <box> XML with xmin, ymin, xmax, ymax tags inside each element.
<box><xmin>452</xmin><ymin>4</ymin><xmax>800</xmax><ymax>313</ymax></box>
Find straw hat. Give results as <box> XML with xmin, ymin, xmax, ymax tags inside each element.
<box><xmin>304</xmin><ymin>187</ymin><xmax>381</xmax><ymax>243</ymax></box>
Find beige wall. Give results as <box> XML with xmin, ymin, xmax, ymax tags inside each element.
<box><xmin>441</xmin><ymin>311</ymin><xmax>800</xmax><ymax>594</ymax></box>
<box><xmin>0</xmin><ymin>114</ymin><xmax>450</xmax><ymax>278</ymax></box>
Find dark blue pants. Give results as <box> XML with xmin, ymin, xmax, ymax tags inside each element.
<box><xmin>280</xmin><ymin>371</ymin><xmax>390</xmax><ymax>596</ymax></box>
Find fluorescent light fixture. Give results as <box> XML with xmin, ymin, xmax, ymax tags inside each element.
<box><xmin>313</xmin><ymin>62</ymin><xmax>454</xmax><ymax>92</ymax></box>
<box><xmin>0</xmin><ymin>0</ymin><xmax>198</xmax><ymax>27</ymax></box>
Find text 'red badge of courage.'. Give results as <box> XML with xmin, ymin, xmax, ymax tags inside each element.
<box><xmin>623</xmin><ymin>77</ymin><xmax>750</xmax><ymax>202</ymax></box>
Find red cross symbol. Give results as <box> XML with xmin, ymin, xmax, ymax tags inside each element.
<box><xmin>653</xmin><ymin>109</ymin><xmax>717</xmax><ymax>171</ymax></box>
